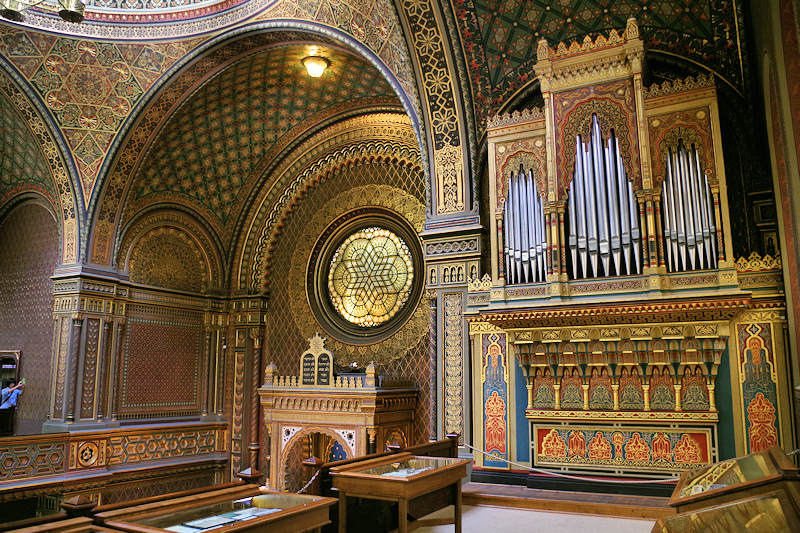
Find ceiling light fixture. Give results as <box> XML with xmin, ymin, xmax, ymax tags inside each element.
<box><xmin>302</xmin><ymin>56</ymin><xmax>330</xmax><ymax>78</ymax></box>
<box><xmin>0</xmin><ymin>0</ymin><xmax>84</xmax><ymax>23</ymax></box>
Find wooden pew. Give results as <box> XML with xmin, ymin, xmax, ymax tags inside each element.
<box><xmin>301</xmin><ymin>434</ymin><xmax>460</xmax><ymax>532</ymax></box>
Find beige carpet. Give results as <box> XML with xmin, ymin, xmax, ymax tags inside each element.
<box><xmin>415</xmin><ymin>505</ymin><xmax>655</xmax><ymax>533</ymax></box>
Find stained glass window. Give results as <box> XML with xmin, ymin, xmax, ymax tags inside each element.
<box><xmin>328</xmin><ymin>227</ymin><xmax>414</xmax><ymax>327</ymax></box>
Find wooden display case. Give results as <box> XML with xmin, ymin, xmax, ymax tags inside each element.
<box><xmin>654</xmin><ymin>490</ymin><xmax>800</xmax><ymax>532</ymax></box>
<box><xmin>94</xmin><ymin>485</ymin><xmax>336</xmax><ymax>533</ymax></box>
<box><xmin>655</xmin><ymin>446</ymin><xmax>800</xmax><ymax>532</ymax></box>
<box><xmin>330</xmin><ymin>453</ymin><xmax>470</xmax><ymax>533</ymax></box>
<box><xmin>669</xmin><ymin>446</ymin><xmax>800</xmax><ymax>513</ymax></box>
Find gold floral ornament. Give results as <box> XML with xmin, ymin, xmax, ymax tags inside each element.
<box><xmin>328</xmin><ymin>227</ymin><xmax>414</xmax><ymax>327</ymax></box>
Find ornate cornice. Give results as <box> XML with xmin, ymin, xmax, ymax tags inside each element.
<box><xmin>486</xmin><ymin>107</ymin><xmax>545</xmax><ymax>130</ymax></box>
<box><xmin>644</xmin><ymin>73</ymin><xmax>716</xmax><ymax>100</ymax></box>
<box><xmin>735</xmin><ymin>252</ymin><xmax>782</xmax><ymax>272</ymax></box>
<box><xmin>471</xmin><ymin>296</ymin><xmax>752</xmax><ymax>328</ymax></box>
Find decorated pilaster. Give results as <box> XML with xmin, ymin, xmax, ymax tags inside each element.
<box><xmin>422</xmin><ymin>230</ymin><xmax>481</xmax><ymax>444</ymax></box>
<box><xmin>230</xmin><ymin>296</ymin><xmax>268</xmax><ymax>480</ymax></box>
<box><xmin>44</xmin><ymin>271</ymin><xmax>126</xmax><ymax>433</ymax></box>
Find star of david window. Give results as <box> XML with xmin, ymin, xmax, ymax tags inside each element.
<box><xmin>328</xmin><ymin>227</ymin><xmax>414</xmax><ymax>327</ymax></box>
<box><xmin>308</xmin><ymin>209</ymin><xmax>423</xmax><ymax>344</ymax></box>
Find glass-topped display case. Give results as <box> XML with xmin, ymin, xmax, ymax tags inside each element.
<box><xmin>352</xmin><ymin>456</ymin><xmax>455</xmax><ymax>479</ymax></box>
<box><xmin>330</xmin><ymin>453</ymin><xmax>470</xmax><ymax>533</ymax></box>
<box><xmin>669</xmin><ymin>446</ymin><xmax>800</xmax><ymax>512</ymax></box>
<box><xmin>654</xmin><ymin>490</ymin><xmax>800</xmax><ymax>533</ymax></box>
<box><xmin>94</xmin><ymin>485</ymin><xmax>336</xmax><ymax>533</ymax></box>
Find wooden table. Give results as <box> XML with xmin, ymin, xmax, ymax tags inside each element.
<box><xmin>94</xmin><ymin>484</ymin><xmax>336</xmax><ymax>533</ymax></box>
<box><xmin>330</xmin><ymin>453</ymin><xmax>470</xmax><ymax>533</ymax></box>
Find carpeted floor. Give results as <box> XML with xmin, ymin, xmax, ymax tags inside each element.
<box><xmin>415</xmin><ymin>504</ymin><xmax>655</xmax><ymax>533</ymax></box>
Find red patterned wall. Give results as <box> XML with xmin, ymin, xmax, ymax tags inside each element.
<box><xmin>120</xmin><ymin>305</ymin><xmax>203</xmax><ymax>418</ymax></box>
<box><xmin>0</xmin><ymin>201</ymin><xmax>58</xmax><ymax>434</ymax></box>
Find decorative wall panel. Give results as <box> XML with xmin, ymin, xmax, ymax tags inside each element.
<box><xmin>120</xmin><ymin>305</ymin><xmax>203</xmax><ymax>417</ymax></box>
<box><xmin>79</xmin><ymin>318</ymin><xmax>101</xmax><ymax>419</ymax></box>
<box><xmin>129</xmin><ymin>227</ymin><xmax>208</xmax><ymax>293</ymax></box>
<box><xmin>106</xmin><ymin>427</ymin><xmax>220</xmax><ymax>465</ymax></box>
<box><xmin>99</xmin><ymin>469</ymin><xmax>217</xmax><ymax>505</ymax></box>
<box><xmin>534</xmin><ymin>425</ymin><xmax>713</xmax><ymax>473</ymax></box>
<box><xmin>443</xmin><ymin>293</ymin><xmax>464</xmax><ymax>438</ymax></box>
<box><xmin>0</xmin><ymin>441</ymin><xmax>67</xmax><ymax>481</ymax></box>
<box><xmin>0</xmin><ymin>423</ymin><xmax>227</xmax><ymax>488</ymax></box>
<box><xmin>736</xmin><ymin>321</ymin><xmax>781</xmax><ymax>453</ymax></box>
<box><xmin>0</xmin><ymin>202</ymin><xmax>59</xmax><ymax>434</ymax></box>
<box><xmin>481</xmin><ymin>332</ymin><xmax>508</xmax><ymax>468</ymax></box>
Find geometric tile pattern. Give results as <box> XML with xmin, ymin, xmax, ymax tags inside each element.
<box><xmin>453</xmin><ymin>0</ymin><xmax>748</xmax><ymax>129</ymax></box>
<box><xmin>120</xmin><ymin>305</ymin><xmax>203</xmax><ymax>417</ymax></box>
<box><xmin>85</xmin><ymin>0</ymin><xmax>226</xmax><ymax>10</ymax></box>
<box><xmin>0</xmin><ymin>26</ymin><xmax>197</xmax><ymax>201</ymax></box>
<box><xmin>0</xmin><ymin>67</ymin><xmax>78</xmax><ymax>263</ymax></box>
<box><xmin>106</xmin><ymin>427</ymin><xmax>218</xmax><ymax>465</ymax></box>
<box><xmin>0</xmin><ymin>441</ymin><xmax>67</xmax><ymax>481</ymax></box>
<box><xmin>127</xmin><ymin>44</ymin><xmax>396</xmax><ymax>235</ymax></box>
<box><xmin>239</xmin><ymin>114</ymin><xmax>420</xmax><ymax>293</ymax></box>
<box><xmin>0</xmin><ymin>202</ymin><xmax>59</xmax><ymax>435</ymax></box>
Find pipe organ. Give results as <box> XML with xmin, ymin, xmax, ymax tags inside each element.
<box><xmin>661</xmin><ymin>140</ymin><xmax>718</xmax><ymax>272</ymax></box>
<box><xmin>468</xmin><ymin>19</ymin><xmax>793</xmax><ymax>484</ymax></box>
<box><xmin>567</xmin><ymin>114</ymin><xmax>641</xmax><ymax>279</ymax></box>
<box><xmin>504</xmin><ymin>165</ymin><xmax>547</xmax><ymax>284</ymax></box>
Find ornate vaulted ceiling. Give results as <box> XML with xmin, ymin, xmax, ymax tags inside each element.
<box><xmin>123</xmin><ymin>43</ymin><xmax>400</xmax><ymax>246</ymax></box>
<box><xmin>451</xmin><ymin>0</ymin><xmax>748</xmax><ymax>133</ymax></box>
<box><xmin>0</xmin><ymin>87</ymin><xmax>56</xmax><ymax>211</ymax></box>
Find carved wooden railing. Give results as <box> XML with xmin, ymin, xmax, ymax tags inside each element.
<box><xmin>0</xmin><ymin>421</ymin><xmax>229</xmax><ymax>501</ymax></box>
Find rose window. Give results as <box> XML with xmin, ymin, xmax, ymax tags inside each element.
<box><xmin>327</xmin><ymin>227</ymin><xmax>414</xmax><ymax>327</ymax></box>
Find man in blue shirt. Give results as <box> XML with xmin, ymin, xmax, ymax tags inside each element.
<box><xmin>0</xmin><ymin>379</ymin><xmax>23</xmax><ymax>409</ymax></box>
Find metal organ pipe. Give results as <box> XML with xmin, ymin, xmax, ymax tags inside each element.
<box><xmin>566</xmin><ymin>114</ymin><xmax>642</xmax><ymax>278</ymax></box>
<box><xmin>503</xmin><ymin>165</ymin><xmax>547</xmax><ymax>284</ymax></box>
<box><xmin>661</xmin><ymin>140</ymin><xmax>718</xmax><ymax>272</ymax></box>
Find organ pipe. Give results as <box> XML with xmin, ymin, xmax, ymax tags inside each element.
<box><xmin>566</xmin><ymin>114</ymin><xmax>642</xmax><ymax>278</ymax></box>
<box><xmin>661</xmin><ymin>140</ymin><xmax>718</xmax><ymax>272</ymax></box>
<box><xmin>503</xmin><ymin>165</ymin><xmax>547</xmax><ymax>284</ymax></box>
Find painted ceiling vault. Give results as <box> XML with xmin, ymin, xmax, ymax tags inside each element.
<box><xmin>451</xmin><ymin>0</ymin><xmax>748</xmax><ymax>133</ymax></box>
<box><xmin>0</xmin><ymin>86</ymin><xmax>56</xmax><ymax>212</ymax></box>
<box><xmin>0</xmin><ymin>24</ymin><xmax>200</xmax><ymax>201</ymax></box>
<box><xmin>124</xmin><ymin>43</ymin><xmax>400</xmax><ymax>247</ymax></box>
